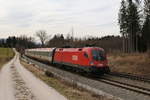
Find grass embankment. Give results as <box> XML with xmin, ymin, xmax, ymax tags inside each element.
<box><xmin>21</xmin><ymin>60</ymin><xmax>115</xmax><ymax>100</ymax></box>
<box><xmin>108</xmin><ymin>52</ymin><xmax>150</xmax><ymax>77</ymax></box>
<box><xmin>0</xmin><ymin>48</ymin><xmax>14</xmax><ymax>69</ymax></box>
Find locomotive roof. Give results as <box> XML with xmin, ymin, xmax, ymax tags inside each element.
<box><xmin>57</xmin><ymin>47</ymin><xmax>104</xmax><ymax>51</ymax></box>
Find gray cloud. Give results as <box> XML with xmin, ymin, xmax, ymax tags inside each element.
<box><xmin>0</xmin><ymin>0</ymin><xmax>121</xmax><ymax>38</ymax></box>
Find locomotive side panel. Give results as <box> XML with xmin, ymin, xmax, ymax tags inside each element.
<box><xmin>62</xmin><ymin>51</ymin><xmax>90</xmax><ymax>67</ymax></box>
<box><xmin>53</xmin><ymin>49</ymin><xmax>63</xmax><ymax>64</ymax></box>
<box><xmin>53</xmin><ymin>48</ymin><xmax>91</xmax><ymax>68</ymax></box>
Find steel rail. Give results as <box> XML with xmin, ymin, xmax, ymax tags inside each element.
<box><xmin>97</xmin><ymin>77</ymin><xmax>150</xmax><ymax>96</ymax></box>
<box><xmin>108</xmin><ymin>72</ymin><xmax>150</xmax><ymax>83</ymax></box>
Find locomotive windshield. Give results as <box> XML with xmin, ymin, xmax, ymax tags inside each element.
<box><xmin>92</xmin><ymin>49</ymin><xmax>106</xmax><ymax>61</ymax></box>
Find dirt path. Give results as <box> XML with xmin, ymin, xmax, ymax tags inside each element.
<box><xmin>0</xmin><ymin>50</ymin><xmax>68</xmax><ymax>100</ymax></box>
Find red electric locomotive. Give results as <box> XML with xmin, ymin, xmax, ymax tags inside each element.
<box><xmin>53</xmin><ymin>47</ymin><xmax>110</xmax><ymax>74</ymax></box>
<box><xmin>25</xmin><ymin>47</ymin><xmax>110</xmax><ymax>74</ymax></box>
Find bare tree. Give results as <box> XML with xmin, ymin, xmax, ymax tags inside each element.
<box><xmin>36</xmin><ymin>30</ymin><xmax>48</xmax><ymax>47</ymax></box>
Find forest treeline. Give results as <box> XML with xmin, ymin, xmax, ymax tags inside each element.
<box><xmin>0</xmin><ymin>35</ymin><xmax>122</xmax><ymax>53</ymax></box>
<box><xmin>118</xmin><ymin>0</ymin><xmax>150</xmax><ymax>53</ymax></box>
<box><xmin>0</xmin><ymin>35</ymin><xmax>38</xmax><ymax>50</ymax></box>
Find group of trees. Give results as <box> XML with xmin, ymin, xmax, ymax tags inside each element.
<box><xmin>0</xmin><ymin>33</ymin><xmax>122</xmax><ymax>53</ymax></box>
<box><xmin>34</xmin><ymin>30</ymin><xmax>122</xmax><ymax>52</ymax></box>
<box><xmin>0</xmin><ymin>36</ymin><xmax>38</xmax><ymax>50</ymax></box>
<box><xmin>46</xmin><ymin>34</ymin><xmax>122</xmax><ymax>53</ymax></box>
<box><xmin>118</xmin><ymin>0</ymin><xmax>150</xmax><ymax>53</ymax></box>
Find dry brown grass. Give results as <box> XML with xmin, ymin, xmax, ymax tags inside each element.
<box><xmin>21</xmin><ymin>60</ymin><xmax>115</xmax><ymax>100</ymax></box>
<box><xmin>108</xmin><ymin>52</ymin><xmax>150</xmax><ymax>77</ymax></box>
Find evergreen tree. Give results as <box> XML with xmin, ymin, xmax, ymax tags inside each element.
<box><xmin>126</xmin><ymin>0</ymin><xmax>141</xmax><ymax>52</ymax></box>
<box><xmin>142</xmin><ymin>0</ymin><xmax>150</xmax><ymax>49</ymax></box>
<box><xmin>118</xmin><ymin>0</ymin><xmax>128</xmax><ymax>52</ymax></box>
<box><xmin>144</xmin><ymin>0</ymin><xmax>150</xmax><ymax>16</ymax></box>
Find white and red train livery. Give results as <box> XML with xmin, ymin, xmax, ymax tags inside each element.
<box><xmin>25</xmin><ymin>47</ymin><xmax>110</xmax><ymax>74</ymax></box>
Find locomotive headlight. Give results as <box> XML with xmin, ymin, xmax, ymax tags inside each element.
<box><xmin>90</xmin><ymin>61</ymin><xmax>94</xmax><ymax>66</ymax></box>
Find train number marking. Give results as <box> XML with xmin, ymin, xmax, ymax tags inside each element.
<box><xmin>72</xmin><ymin>55</ymin><xmax>78</xmax><ymax>61</ymax></box>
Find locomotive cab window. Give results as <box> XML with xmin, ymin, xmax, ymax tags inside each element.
<box><xmin>92</xmin><ymin>50</ymin><xmax>106</xmax><ymax>61</ymax></box>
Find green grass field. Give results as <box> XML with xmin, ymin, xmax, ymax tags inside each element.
<box><xmin>0</xmin><ymin>48</ymin><xmax>14</xmax><ymax>69</ymax></box>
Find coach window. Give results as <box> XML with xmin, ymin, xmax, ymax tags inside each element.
<box><xmin>45</xmin><ymin>52</ymin><xmax>49</xmax><ymax>56</ymax></box>
<box><xmin>49</xmin><ymin>52</ymin><xmax>52</xmax><ymax>56</ymax></box>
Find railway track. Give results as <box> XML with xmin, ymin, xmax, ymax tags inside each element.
<box><xmin>21</xmin><ymin>55</ymin><xmax>150</xmax><ymax>99</ymax></box>
<box><xmin>97</xmin><ymin>77</ymin><xmax>150</xmax><ymax>96</ymax></box>
<box><xmin>108</xmin><ymin>72</ymin><xmax>150</xmax><ymax>83</ymax></box>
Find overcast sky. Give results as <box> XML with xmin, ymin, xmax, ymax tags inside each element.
<box><xmin>0</xmin><ymin>0</ymin><xmax>121</xmax><ymax>39</ymax></box>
